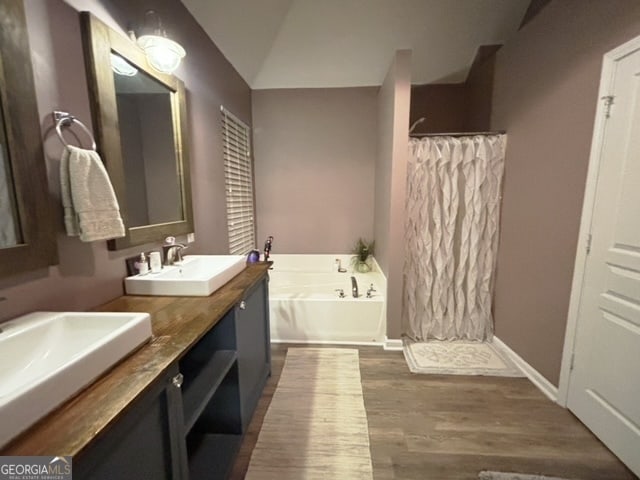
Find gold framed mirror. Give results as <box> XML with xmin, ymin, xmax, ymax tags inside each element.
<box><xmin>81</xmin><ymin>12</ymin><xmax>193</xmax><ymax>251</ymax></box>
<box><xmin>0</xmin><ymin>0</ymin><xmax>57</xmax><ymax>278</ymax></box>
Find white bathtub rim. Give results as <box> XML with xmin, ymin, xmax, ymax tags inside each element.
<box><xmin>269</xmin><ymin>296</ymin><xmax>384</xmax><ymax>302</ymax></box>
<box><xmin>269</xmin><ymin>253</ymin><xmax>382</xmax><ymax>274</ymax></box>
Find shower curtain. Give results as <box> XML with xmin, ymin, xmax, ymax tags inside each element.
<box><xmin>403</xmin><ymin>134</ymin><xmax>506</xmax><ymax>341</ymax></box>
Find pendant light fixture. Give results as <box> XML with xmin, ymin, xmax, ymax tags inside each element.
<box><xmin>110</xmin><ymin>52</ymin><xmax>138</xmax><ymax>76</ymax></box>
<box><xmin>136</xmin><ymin>10</ymin><xmax>185</xmax><ymax>74</ymax></box>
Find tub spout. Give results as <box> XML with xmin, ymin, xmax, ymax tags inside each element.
<box><xmin>351</xmin><ymin>276</ymin><xmax>359</xmax><ymax>298</ymax></box>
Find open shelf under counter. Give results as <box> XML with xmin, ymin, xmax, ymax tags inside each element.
<box><xmin>181</xmin><ymin>349</ymin><xmax>237</xmax><ymax>433</ymax></box>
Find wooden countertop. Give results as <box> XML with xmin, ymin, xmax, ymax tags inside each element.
<box><xmin>1</xmin><ymin>262</ymin><xmax>271</xmax><ymax>457</ymax></box>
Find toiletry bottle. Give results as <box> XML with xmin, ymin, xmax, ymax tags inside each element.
<box><xmin>149</xmin><ymin>251</ymin><xmax>162</xmax><ymax>273</ymax></box>
<box><xmin>135</xmin><ymin>252</ymin><xmax>149</xmax><ymax>275</ymax></box>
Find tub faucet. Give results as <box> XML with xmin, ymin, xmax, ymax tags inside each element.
<box><xmin>351</xmin><ymin>276</ymin><xmax>359</xmax><ymax>298</ymax></box>
<box><xmin>366</xmin><ymin>284</ymin><xmax>377</xmax><ymax>298</ymax></box>
<box><xmin>264</xmin><ymin>235</ymin><xmax>274</xmax><ymax>261</ymax></box>
<box><xmin>335</xmin><ymin>258</ymin><xmax>347</xmax><ymax>273</ymax></box>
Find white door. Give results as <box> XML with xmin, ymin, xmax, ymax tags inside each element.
<box><xmin>566</xmin><ymin>40</ymin><xmax>640</xmax><ymax>476</ymax></box>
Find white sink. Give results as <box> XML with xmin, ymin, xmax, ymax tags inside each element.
<box><xmin>0</xmin><ymin>311</ymin><xmax>152</xmax><ymax>447</ymax></box>
<box><xmin>124</xmin><ymin>255</ymin><xmax>246</xmax><ymax>296</ymax></box>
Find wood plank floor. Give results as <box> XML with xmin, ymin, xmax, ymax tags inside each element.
<box><xmin>231</xmin><ymin>345</ymin><xmax>637</xmax><ymax>480</ymax></box>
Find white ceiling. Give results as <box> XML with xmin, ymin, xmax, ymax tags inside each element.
<box><xmin>181</xmin><ymin>0</ymin><xmax>530</xmax><ymax>89</ymax></box>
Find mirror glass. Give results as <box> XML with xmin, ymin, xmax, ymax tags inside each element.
<box><xmin>82</xmin><ymin>12</ymin><xmax>193</xmax><ymax>250</ymax></box>
<box><xmin>0</xmin><ymin>102</ymin><xmax>22</xmax><ymax>248</ymax></box>
<box><xmin>112</xmin><ymin>53</ymin><xmax>184</xmax><ymax>228</ymax></box>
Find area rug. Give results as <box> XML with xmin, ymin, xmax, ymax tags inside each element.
<box><xmin>403</xmin><ymin>339</ymin><xmax>524</xmax><ymax>377</ymax></box>
<box><xmin>479</xmin><ymin>472</ymin><xmax>574</xmax><ymax>480</ymax></box>
<box><xmin>245</xmin><ymin>348</ymin><xmax>374</xmax><ymax>479</ymax></box>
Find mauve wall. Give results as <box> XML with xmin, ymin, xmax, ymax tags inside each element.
<box><xmin>374</xmin><ymin>50</ymin><xmax>411</xmax><ymax>339</ymax></box>
<box><xmin>410</xmin><ymin>84</ymin><xmax>467</xmax><ymax>134</ymax></box>
<box><xmin>491</xmin><ymin>0</ymin><xmax>640</xmax><ymax>385</ymax></box>
<box><xmin>466</xmin><ymin>55</ymin><xmax>495</xmax><ymax>132</ymax></box>
<box><xmin>252</xmin><ymin>87</ymin><xmax>377</xmax><ymax>253</ymax></box>
<box><xmin>410</xmin><ymin>52</ymin><xmax>495</xmax><ymax>135</ymax></box>
<box><xmin>0</xmin><ymin>0</ymin><xmax>250</xmax><ymax>322</ymax></box>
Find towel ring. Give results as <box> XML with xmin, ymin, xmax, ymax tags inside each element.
<box><xmin>53</xmin><ymin>110</ymin><xmax>97</xmax><ymax>151</ymax></box>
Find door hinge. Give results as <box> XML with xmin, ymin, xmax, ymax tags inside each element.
<box><xmin>601</xmin><ymin>95</ymin><xmax>615</xmax><ymax>118</ymax></box>
<box><xmin>570</xmin><ymin>352</ymin><xmax>575</xmax><ymax>371</ymax></box>
<box><xmin>586</xmin><ymin>234</ymin><xmax>592</xmax><ymax>255</ymax></box>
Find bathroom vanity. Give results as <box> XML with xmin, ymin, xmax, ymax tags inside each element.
<box><xmin>1</xmin><ymin>263</ymin><xmax>271</xmax><ymax>480</ymax></box>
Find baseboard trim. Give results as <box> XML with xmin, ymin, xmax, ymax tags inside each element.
<box><xmin>383</xmin><ymin>338</ymin><xmax>403</xmax><ymax>351</ymax></box>
<box><xmin>270</xmin><ymin>339</ymin><xmax>384</xmax><ymax>347</ymax></box>
<box><xmin>493</xmin><ymin>336</ymin><xmax>559</xmax><ymax>402</ymax></box>
<box><xmin>269</xmin><ymin>337</ymin><xmax>404</xmax><ymax>351</ymax></box>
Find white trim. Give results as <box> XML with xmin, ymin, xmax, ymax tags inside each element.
<box><xmin>558</xmin><ymin>34</ymin><xmax>640</xmax><ymax>407</ymax></box>
<box><xmin>383</xmin><ymin>337</ymin><xmax>403</xmax><ymax>351</ymax></box>
<box><xmin>493</xmin><ymin>337</ymin><xmax>558</xmax><ymax>402</ymax></box>
<box><xmin>271</xmin><ymin>339</ymin><xmax>384</xmax><ymax>347</ymax></box>
<box><xmin>270</xmin><ymin>337</ymin><xmax>404</xmax><ymax>351</ymax></box>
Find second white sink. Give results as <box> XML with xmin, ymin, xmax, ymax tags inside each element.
<box><xmin>0</xmin><ymin>311</ymin><xmax>152</xmax><ymax>447</ymax></box>
<box><xmin>124</xmin><ymin>255</ymin><xmax>246</xmax><ymax>296</ymax></box>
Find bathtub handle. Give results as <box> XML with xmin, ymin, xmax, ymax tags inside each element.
<box><xmin>239</xmin><ymin>300</ymin><xmax>247</xmax><ymax>310</ymax></box>
<box><xmin>335</xmin><ymin>289</ymin><xmax>346</xmax><ymax>298</ymax></box>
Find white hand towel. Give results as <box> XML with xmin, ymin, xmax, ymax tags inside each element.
<box><xmin>60</xmin><ymin>147</ymin><xmax>80</xmax><ymax>236</ymax></box>
<box><xmin>60</xmin><ymin>145</ymin><xmax>125</xmax><ymax>242</ymax></box>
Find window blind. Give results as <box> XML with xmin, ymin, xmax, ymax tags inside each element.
<box><xmin>221</xmin><ymin>106</ymin><xmax>255</xmax><ymax>255</ymax></box>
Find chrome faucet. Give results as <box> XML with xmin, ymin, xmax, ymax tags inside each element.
<box><xmin>366</xmin><ymin>283</ymin><xmax>377</xmax><ymax>298</ymax></box>
<box><xmin>162</xmin><ymin>238</ymin><xmax>187</xmax><ymax>266</ymax></box>
<box><xmin>351</xmin><ymin>276</ymin><xmax>359</xmax><ymax>298</ymax></box>
<box><xmin>335</xmin><ymin>258</ymin><xmax>347</xmax><ymax>273</ymax></box>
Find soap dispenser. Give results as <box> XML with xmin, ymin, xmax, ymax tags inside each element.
<box><xmin>135</xmin><ymin>252</ymin><xmax>149</xmax><ymax>275</ymax></box>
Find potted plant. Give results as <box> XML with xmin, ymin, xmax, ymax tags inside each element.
<box><xmin>351</xmin><ymin>238</ymin><xmax>375</xmax><ymax>273</ymax></box>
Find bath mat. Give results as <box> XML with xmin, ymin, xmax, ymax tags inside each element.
<box><xmin>245</xmin><ymin>348</ymin><xmax>374</xmax><ymax>479</ymax></box>
<box><xmin>403</xmin><ymin>339</ymin><xmax>523</xmax><ymax>377</ymax></box>
<box><xmin>479</xmin><ymin>472</ymin><xmax>575</xmax><ymax>480</ymax></box>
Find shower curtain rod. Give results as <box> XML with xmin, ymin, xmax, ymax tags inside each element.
<box><xmin>410</xmin><ymin>130</ymin><xmax>505</xmax><ymax>138</ymax></box>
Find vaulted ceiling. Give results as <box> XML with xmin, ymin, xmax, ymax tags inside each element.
<box><xmin>181</xmin><ymin>0</ymin><xmax>530</xmax><ymax>89</ymax></box>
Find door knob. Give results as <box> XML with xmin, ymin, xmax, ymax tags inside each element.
<box><xmin>172</xmin><ymin>373</ymin><xmax>184</xmax><ymax>389</ymax></box>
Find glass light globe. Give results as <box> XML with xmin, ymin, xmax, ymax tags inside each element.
<box><xmin>110</xmin><ymin>53</ymin><xmax>138</xmax><ymax>76</ymax></box>
<box><xmin>137</xmin><ymin>35</ymin><xmax>185</xmax><ymax>74</ymax></box>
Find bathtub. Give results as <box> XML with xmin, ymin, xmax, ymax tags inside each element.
<box><xmin>267</xmin><ymin>254</ymin><xmax>386</xmax><ymax>345</ymax></box>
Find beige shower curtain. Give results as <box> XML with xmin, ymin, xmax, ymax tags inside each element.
<box><xmin>404</xmin><ymin>134</ymin><xmax>506</xmax><ymax>341</ymax></box>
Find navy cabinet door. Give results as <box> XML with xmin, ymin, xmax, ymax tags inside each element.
<box><xmin>74</xmin><ymin>365</ymin><xmax>188</xmax><ymax>480</ymax></box>
<box><xmin>235</xmin><ymin>278</ymin><xmax>271</xmax><ymax>431</ymax></box>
